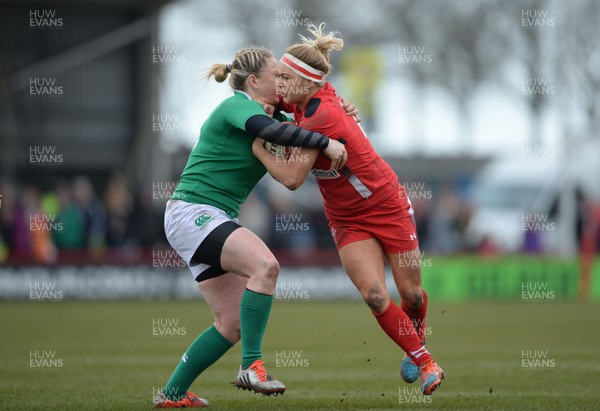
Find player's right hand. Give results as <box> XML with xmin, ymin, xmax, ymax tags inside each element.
<box><xmin>338</xmin><ymin>96</ymin><xmax>361</xmax><ymax>123</ymax></box>
<box><xmin>323</xmin><ymin>139</ymin><xmax>347</xmax><ymax>170</ymax></box>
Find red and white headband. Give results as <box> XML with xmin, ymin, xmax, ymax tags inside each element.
<box><xmin>280</xmin><ymin>53</ymin><xmax>325</xmax><ymax>83</ymax></box>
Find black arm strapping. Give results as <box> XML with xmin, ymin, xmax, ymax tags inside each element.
<box><xmin>245</xmin><ymin>115</ymin><xmax>329</xmax><ymax>149</ymax></box>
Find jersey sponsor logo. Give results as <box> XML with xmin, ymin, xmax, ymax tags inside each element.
<box><xmin>311</xmin><ymin>168</ymin><xmax>340</xmax><ymax>179</ymax></box>
<box><xmin>194</xmin><ymin>213</ymin><xmax>213</xmax><ymax>228</ymax></box>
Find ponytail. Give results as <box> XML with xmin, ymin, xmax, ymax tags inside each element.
<box><xmin>283</xmin><ymin>23</ymin><xmax>343</xmax><ymax>82</ymax></box>
<box><xmin>204</xmin><ymin>46</ymin><xmax>273</xmax><ymax>91</ymax></box>
<box><xmin>204</xmin><ymin>63</ymin><xmax>229</xmax><ymax>83</ymax></box>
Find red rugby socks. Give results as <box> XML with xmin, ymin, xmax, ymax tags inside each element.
<box><xmin>373</xmin><ymin>300</ymin><xmax>432</xmax><ymax>366</ymax></box>
<box><xmin>401</xmin><ymin>289</ymin><xmax>428</xmax><ymax>343</ymax></box>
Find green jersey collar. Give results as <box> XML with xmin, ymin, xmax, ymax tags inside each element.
<box><xmin>234</xmin><ymin>90</ymin><xmax>253</xmax><ymax>100</ymax></box>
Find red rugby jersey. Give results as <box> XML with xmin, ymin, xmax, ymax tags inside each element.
<box><xmin>291</xmin><ymin>83</ymin><xmax>399</xmax><ymax>219</ymax></box>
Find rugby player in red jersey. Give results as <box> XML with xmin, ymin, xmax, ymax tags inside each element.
<box><xmin>253</xmin><ymin>23</ymin><xmax>445</xmax><ymax>396</ymax></box>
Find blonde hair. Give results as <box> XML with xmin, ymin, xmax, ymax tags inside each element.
<box><xmin>205</xmin><ymin>46</ymin><xmax>273</xmax><ymax>91</ymax></box>
<box><xmin>284</xmin><ymin>23</ymin><xmax>344</xmax><ymax>82</ymax></box>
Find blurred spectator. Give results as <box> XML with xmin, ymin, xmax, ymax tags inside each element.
<box><xmin>0</xmin><ymin>170</ymin><xmax>594</xmax><ymax>264</ymax></box>
<box><xmin>53</xmin><ymin>180</ymin><xmax>85</xmax><ymax>249</ymax></box>
<box><xmin>412</xmin><ymin>198</ymin><xmax>432</xmax><ymax>251</ymax></box>
<box><xmin>1</xmin><ymin>181</ymin><xmax>30</xmax><ymax>253</ymax></box>
<box><xmin>426</xmin><ymin>187</ymin><xmax>462</xmax><ymax>254</ymax></box>
<box><xmin>477</xmin><ymin>234</ymin><xmax>500</xmax><ymax>255</ymax></box>
<box><xmin>522</xmin><ymin>228</ymin><xmax>543</xmax><ymax>254</ymax></box>
<box><xmin>104</xmin><ymin>171</ymin><xmax>133</xmax><ymax>247</ymax></box>
<box><xmin>72</xmin><ymin>176</ymin><xmax>107</xmax><ymax>250</ymax></box>
<box><xmin>128</xmin><ymin>185</ymin><xmax>167</xmax><ymax>247</ymax></box>
<box><xmin>22</xmin><ymin>186</ymin><xmax>57</xmax><ymax>264</ymax></box>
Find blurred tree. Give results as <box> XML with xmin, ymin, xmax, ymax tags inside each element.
<box><xmin>166</xmin><ymin>0</ymin><xmax>599</xmax><ymax>152</ymax></box>
<box><xmin>377</xmin><ymin>0</ymin><xmax>519</xmax><ymax>150</ymax></box>
<box><xmin>563</xmin><ymin>0</ymin><xmax>600</xmax><ymax>139</ymax></box>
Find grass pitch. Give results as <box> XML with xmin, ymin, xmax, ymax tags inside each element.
<box><xmin>1</xmin><ymin>299</ymin><xmax>599</xmax><ymax>410</ymax></box>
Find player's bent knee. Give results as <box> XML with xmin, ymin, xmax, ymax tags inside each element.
<box><xmin>362</xmin><ymin>286</ymin><xmax>389</xmax><ymax>314</ymax></box>
<box><xmin>401</xmin><ymin>288</ymin><xmax>423</xmax><ymax>309</ymax></box>
<box><xmin>260</xmin><ymin>256</ymin><xmax>280</xmax><ymax>281</ymax></box>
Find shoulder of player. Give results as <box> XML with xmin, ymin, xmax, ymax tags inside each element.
<box><xmin>219</xmin><ymin>94</ymin><xmax>270</xmax><ymax>127</ymax></box>
<box><xmin>222</xmin><ymin>93</ymin><xmax>262</xmax><ymax>112</ymax></box>
<box><xmin>302</xmin><ymin>98</ymin><xmax>351</xmax><ymax>139</ymax></box>
<box><xmin>304</xmin><ymin>95</ymin><xmax>345</xmax><ymax>122</ymax></box>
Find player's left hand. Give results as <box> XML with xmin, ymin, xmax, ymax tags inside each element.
<box><xmin>338</xmin><ymin>97</ymin><xmax>361</xmax><ymax>123</ymax></box>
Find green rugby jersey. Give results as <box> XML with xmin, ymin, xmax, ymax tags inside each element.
<box><xmin>172</xmin><ymin>91</ymin><xmax>289</xmax><ymax>217</ymax></box>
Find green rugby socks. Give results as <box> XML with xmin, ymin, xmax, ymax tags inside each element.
<box><xmin>240</xmin><ymin>288</ymin><xmax>273</xmax><ymax>369</ymax></box>
<box><xmin>163</xmin><ymin>325</ymin><xmax>233</xmax><ymax>400</ymax></box>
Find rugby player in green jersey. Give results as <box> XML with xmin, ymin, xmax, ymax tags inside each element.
<box><xmin>154</xmin><ymin>46</ymin><xmax>351</xmax><ymax>408</ymax></box>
